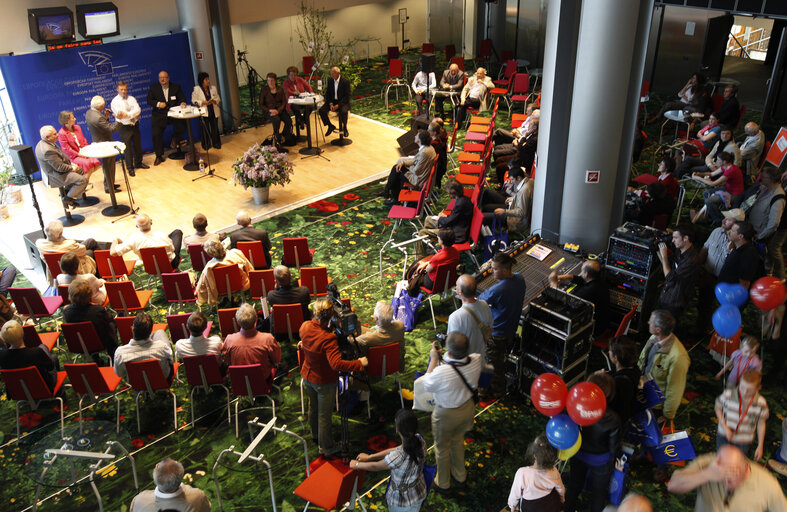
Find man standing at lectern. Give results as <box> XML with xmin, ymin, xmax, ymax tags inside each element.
<box><xmin>318</xmin><ymin>66</ymin><xmax>351</xmax><ymax>138</ymax></box>
<box><xmin>85</xmin><ymin>95</ymin><xmax>120</xmax><ymax>194</ymax></box>
<box><xmin>111</xmin><ymin>81</ymin><xmax>149</xmax><ymax>175</ymax></box>
<box><xmin>147</xmin><ymin>70</ymin><xmax>187</xmax><ymax>166</ymax></box>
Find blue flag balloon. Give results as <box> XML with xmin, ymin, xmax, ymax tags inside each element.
<box><xmin>712</xmin><ymin>304</ymin><xmax>742</xmax><ymax>338</ymax></box>
<box><xmin>714</xmin><ymin>283</ymin><xmax>732</xmax><ymax>304</ymax></box>
<box><xmin>727</xmin><ymin>284</ymin><xmax>749</xmax><ymax>307</ymax></box>
<box><xmin>546</xmin><ymin>413</ymin><xmax>580</xmax><ymax>450</ymax></box>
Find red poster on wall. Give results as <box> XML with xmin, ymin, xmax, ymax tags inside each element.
<box><xmin>765</xmin><ymin>126</ymin><xmax>787</xmax><ymax>168</ymax></box>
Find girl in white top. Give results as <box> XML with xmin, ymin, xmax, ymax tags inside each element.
<box><xmin>507</xmin><ymin>434</ymin><xmax>565</xmax><ymax>512</ymax></box>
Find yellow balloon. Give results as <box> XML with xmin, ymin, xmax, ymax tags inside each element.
<box><xmin>558</xmin><ymin>432</ymin><xmax>582</xmax><ymax>461</ymax></box>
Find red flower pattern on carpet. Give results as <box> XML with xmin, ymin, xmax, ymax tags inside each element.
<box><xmin>307</xmin><ymin>200</ymin><xmax>339</xmax><ymax>212</ymax></box>
<box><xmin>343</xmin><ymin>193</ymin><xmax>360</xmax><ymax>201</ymax></box>
<box><xmin>19</xmin><ymin>412</ymin><xmax>43</xmax><ymax>428</ymax></box>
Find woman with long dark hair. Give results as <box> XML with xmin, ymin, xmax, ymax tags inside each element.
<box><xmin>192</xmin><ymin>72</ymin><xmax>221</xmax><ymax>150</ymax></box>
<box><xmin>349</xmin><ymin>409</ymin><xmax>428</xmax><ymax>511</ymax></box>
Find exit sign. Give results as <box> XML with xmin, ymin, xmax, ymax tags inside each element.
<box><xmin>585</xmin><ymin>170</ymin><xmax>600</xmax><ymax>183</ymax></box>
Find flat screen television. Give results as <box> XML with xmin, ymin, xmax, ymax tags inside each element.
<box><xmin>28</xmin><ymin>7</ymin><xmax>75</xmax><ymax>45</ymax></box>
<box><xmin>76</xmin><ymin>2</ymin><xmax>120</xmax><ymax>39</ymax></box>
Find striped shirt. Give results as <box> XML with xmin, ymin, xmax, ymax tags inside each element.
<box><xmin>715</xmin><ymin>389</ymin><xmax>769</xmax><ymax>444</ymax></box>
<box><xmin>384</xmin><ymin>436</ymin><xmax>427</xmax><ymax>507</ymax></box>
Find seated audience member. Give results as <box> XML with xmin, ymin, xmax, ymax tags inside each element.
<box><xmin>228</xmin><ymin>210</ymin><xmax>272</xmax><ymax>268</ymax></box>
<box><xmin>221</xmin><ymin>304</ymin><xmax>281</xmax><ymax>375</ymax></box>
<box><xmin>655</xmin><ymin>224</ymin><xmax>698</xmax><ymax>318</ymax></box>
<box><xmin>196</xmin><ymin>240</ymin><xmax>253</xmax><ymax>305</ymax></box>
<box><xmin>654</xmin><ymin>156</ymin><xmax>680</xmax><ymax>198</ymax></box>
<box><xmin>174</xmin><ymin>311</ymin><xmax>223</xmax><ymax>360</ymax></box>
<box><xmin>716</xmin><ymin>220</ymin><xmax>763</xmax><ymax>289</ymax></box>
<box><xmin>56</xmin><ymin>251</ymin><xmax>106</xmax><ymax>305</ymax></box>
<box><xmin>739</xmin><ymin>121</ymin><xmax>765</xmax><ymax>176</ymax></box>
<box><xmin>348</xmin><ymin>409</ymin><xmax>427</xmax><ymax>511</ymax></box>
<box><xmin>495</xmin><ymin>118</ymin><xmax>539</xmax><ymax>184</ymax></box>
<box><xmin>690</xmin><ymin>151</ymin><xmax>744</xmax><ymax>225</ymax></box>
<box><xmin>411</xmin><ymin>61</ymin><xmax>437</xmax><ymax>115</ymax></box>
<box><xmin>130</xmin><ymin>457</ymin><xmax>211</xmax><ymax>512</ymax></box>
<box><xmin>267</xmin><ymin>265</ymin><xmax>311</xmax><ymax>320</ymax></box>
<box><xmin>605</xmin><ymin>336</ymin><xmax>641</xmax><ymax>425</ymax></box>
<box><xmin>638</xmin><ymin>310</ymin><xmax>690</xmax><ymax>424</ymax></box>
<box><xmin>63</xmin><ymin>278</ymin><xmax>118</xmax><ymax>360</ymax></box>
<box><xmin>282</xmin><ymin>65</ymin><xmax>313</xmax><ymax>131</ymax></box>
<box><xmin>482</xmin><ymin>166</ymin><xmax>534</xmax><ymax>234</ymax></box>
<box><xmin>507</xmin><ymin>434</ymin><xmax>564</xmax><ymax>512</ymax></box>
<box><xmin>744</xmin><ymin>166</ymin><xmax>787</xmax><ymax>279</ymax></box>
<box><xmin>718</xmin><ymin>84</ymin><xmax>741</xmax><ymax>128</ymax></box>
<box><xmin>382</xmin><ymin>130</ymin><xmax>437</xmax><ymax>205</ymax></box>
<box><xmin>259</xmin><ymin>72</ymin><xmax>294</xmax><ymax>146</ymax></box>
<box><xmin>447</xmin><ymin>274</ymin><xmax>494</xmax><ymax>364</ymax></box>
<box><xmin>456</xmin><ymin>67</ymin><xmax>495</xmax><ymax>125</ymax></box>
<box><xmin>110</xmin><ymin>213</ymin><xmax>183</xmax><ymax>270</ymax></box>
<box><xmin>716</xmin><ymin>335</ymin><xmax>761</xmax><ymax>388</ymax></box>
<box><xmin>429</xmin><ymin>119</ymin><xmax>448</xmax><ymax>188</ymax></box>
<box><xmin>668</xmin><ymin>445</ymin><xmax>787</xmax><ymax>510</ymax></box>
<box><xmin>436</xmin><ymin>63</ymin><xmax>465</xmax><ymax>118</ymax></box>
<box><xmin>0</xmin><ymin>320</ymin><xmax>59</xmax><ymax>392</ymax></box>
<box><xmin>715</xmin><ymin>369</ymin><xmax>768</xmax><ymax>460</ymax></box>
<box><xmin>57</xmin><ymin>110</ymin><xmax>101</xmax><ymax>179</ymax></box>
<box><xmin>184</xmin><ymin>213</ymin><xmax>221</xmax><ymax>247</ymax></box>
<box><xmin>647</xmin><ymin>72</ymin><xmax>707</xmax><ymax>124</ymax></box>
<box><xmin>638</xmin><ymin>182</ymin><xmax>675</xmax><ymax>227</ymax></box>
<box><xmin>299</xmin><ymin>299</ymin><xmax>367</xmax><ymax>455</ymax></box>
<box><xmin>36</xmin><ymin>219</ymin><xmax>99</xmax><ymax>276</ymax></box>
<box><xmin>680</xmin><ymin>112</ymin><xmax>722</xmax><ymax>162</ymax></box>
<box><xmin>549</xmin><ymin>260</ymin><xmax>609</xmax><ymax>335</ymax></box>
<box><xmin>355</xmin><ymin>301</ymin><xmax>406</xmax><ymax>371</ymax></box>
<box><xmin>417</xmin><ymin>179</ymin><xmax>472</xmax><ymax>258</ymax></box>
<box><xmin>493</xmin><ymin>103</ymin><xmax>538</xmax><ymax>151</ymax></box>
<box><xmin>35</xmin><ymin>125</ymin><xmax>88</xmax><ymax>208</ymax></box>
<box><xmin>564</xmin><ymin>372</ymin><xmax>620</xmax><ymax>512</ymax></box>
<box><xmin>478</xmin><ymin>252</ymin><xmax>526</xmax><ymax>397</ymax></box>
<box><xmin>0</xmin><ymin>266</ymin><xmax>17</xmax><ymax>298</ymax></box>
<box><xmin>679</xmin><ymin>122</ymin><xmax>740</xmax><ymax>178</ymax></box>
<box><xmin>113</xmin><ymin>312</ymin><xmax>174</xmax><ymax>379</ymax></box>
<box><xmin>696</xmin><ymin>214</ymin><xmax>738</xmax><ymax>334</ymax></box>
<box><xmin>405</xmin><ymin>229</ymin><xmax>459</xmax><ymax>297</ymax></box>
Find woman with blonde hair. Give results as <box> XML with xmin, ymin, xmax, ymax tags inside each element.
<box><xmin>196</xmin><ymin>240</ymin><xmax>253</xmax><ymax>305</ymax></box>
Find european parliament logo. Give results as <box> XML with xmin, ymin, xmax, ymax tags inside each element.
<box><xmin>78</xmin><ymin>50</ymin><xmax>117</xmax><ymax>76</ymax></box>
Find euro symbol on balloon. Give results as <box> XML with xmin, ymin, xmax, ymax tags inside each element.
<box><xmin>664</xmin><ymin>444</ymin><xmax>676</xmax><ymax>458</ymax></box>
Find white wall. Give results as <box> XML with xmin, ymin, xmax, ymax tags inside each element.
<box><xmin>231</xmin><ymin>0</ymin><xmax>426</xmax><ymax>85</ymax></box>
<box><xmin>0</xmin><ymin>0</ymin><xmax>180</xmax><ymax>56</ymax></box>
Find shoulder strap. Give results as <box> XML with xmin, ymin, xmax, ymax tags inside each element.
<box><xmin>769</xmin><ymin>194</ymin><xmax>786</xmax><ymax>207</ymax></box>
<box><xmin>462</xmin><ymin>305</ymin><xmax>489</xmax><ymax>332</ymax></box>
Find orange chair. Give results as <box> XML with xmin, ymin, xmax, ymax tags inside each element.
<box><xmin>64</xmin><ymin>362</ymin><xmax>123</xmax><ymax>434</ymax></box>
<box><xmin>218</xmin><ymin>307</ymin><xmax>240</xmax><ymax>338</ymax></box>
<box><xmin>271</xmin><ymin>304</ymin><xmax>305</xmax><ymax>343</ymax></box>
<box><xmin>299</xmin><ymin>266</ymin><xmax>332</xmax><ymax>301</ymax></box>
<box><xmin>105</xmin><ymin>280</ymin><xmax>153</xmax><ymax>316</ymax></box>
<box><xmin>22</xmin><ymin>325</ymin><xmax>59</xmax><ymax>351</ymax></box>
<box><xmin>212</xmin><ymin>264</ymin><xmax>246</xmax><ymax>304</ymax></box>
<box><xmin>183</xmin><ymin>354</ymin><xmax>230</xmax><ymax>427</ymax></box>
<box><xmin>237</xmin><ymin>240</ymin><xmax>270</xmax><ymax>270</ymax></box>
<box><xmin>249</xmin><ymin>269</ymin><xmax>276</xmax><ymax>303</ymax></box>
<box><xmin>94</xmin><ymin>249</ymin><xmax>135</xmax><ymax>281</ymax></box>
<box><xmin>166</xmin><ymin>312</ymin><xmax>213</xmax><ymax>341</ymax></box>
<box><xmin>139</xmin><ymin>246</ymin><xmax>175</xmax><ymax>287</ymax></box>
<box><xmin>125</xmin><ymin>358</ymin><xmax>179</xmax><ymax>432</ymax></box>
<box><xmin>41</xmin><ymin>251</ymin><xmax>66</xmax><ymax>281</ymax></box>
<box><xmin>420</xmin><ymin>262</ymin><xmax>459</xmax><ymax>329</ymax></box>
<box><xmin>62</xmin><ymin>321</ymin><xmax>109</xmax><ymax>363</ymax></box>
<box><xmin>161</xmin><ymin>272</ymin><xmax>198</xmax><ymax>314</ymax></box>
<box><xmin>282</xmin><ymin>237</ymin><xmax>315</xmax><ymax>268</ymax></box>
<box><xmin>228</xmin><ymin>364</ymin><xmax>277</xmax><ymax>437</ymax></box>
<box><xmin>115</xmin><ymin>316</ymin><xmax>167</xmax><ymax>345</ymax></box>
<box><xmin>8</xmin><ymin>287</ymin><xmax>62</xmax><ymax>325</ymax></box>
<box><xmin>187</xmin><ymin>243</ymin><xmax>210</xmax><ymax>273</ymax></box>
<box><xmin>364</xmin><ymin>343</ymin><xmax>404</xmax><ymax>418</ymax></box>
<box><xmin>1</xmin><ymin>366</ymin><xmax>67</xmax><ymax>439</ymax></box>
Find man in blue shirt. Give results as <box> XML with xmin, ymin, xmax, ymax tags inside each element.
<box><xmin>478</xmin><ymin>252</ymin><xmax>526</xmax><ymax>397</ymax></box>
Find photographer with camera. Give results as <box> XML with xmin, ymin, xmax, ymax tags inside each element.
<box><xmin>656</xmin><ymin>224</ymin><xmax>698</xmax><ymax>319</ymax></box>
<box><xmin>299</xmin><ymin>299</ymin><xmax>368</xmax><ymax>456</ymax></box>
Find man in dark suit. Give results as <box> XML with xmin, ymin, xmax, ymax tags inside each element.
<box><xmin>34</xmin><ymin>125</ymin><xmax>87</xmax><ymax>209</ymax></box>
<box><xmin>229</xmin><ymin>211</ymin><xmax>272</xmax><ymax>268</ymax></box>
<box><xmin>146</xmin><ymin>70</ymin><xmax>187</xmax><ymax>165</ymax></box>
<box><xmin>267</xmin><ymin>265</ymin><xmax>311</xmax><ymax>321</ymax></box>
<box><xmin>417</xmin><ymin>178</ymin><xmax>473</xmax><ymax>258</ymax></box>
<box><xmin>318</xmin><ymin>66</ymin><xmax>351</xmax><ymax>137</ymax></box>
<box><xmin>85</xmin><ymin>95</ymin><xmax>120</xmax><ymax>193</ymax></box>
<box><xmin>0</xmin><ymin>320</ymin><xmax>59</xmax><ymax>392</ymax></box>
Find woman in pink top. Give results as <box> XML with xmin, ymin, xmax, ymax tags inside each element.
<box><xmin>691</xmin><ymin>151</ymin><xmax>745</xmax><ymax>225</ymax></box>
<box><xmin>507</xmin><ymin>434</ymin><xmax>565</xmax><ymax>512</ymax></box>
<box><xmin>56</xmin><ymin>110</ymin><xmax>101</xmax><ymax>179</ymax></box>
<box><xmin>282</xmin><ymin>66</ymin><xmax>314</xmax><ymax>131</ymax></box>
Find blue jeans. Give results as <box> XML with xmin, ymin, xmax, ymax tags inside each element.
<box><xmin>0</xmin><ymin>266</ymin><xmax>17</xmax><ymax>297</ymax></box>
<box><xmin>304</xmin><ymin>379</ymin><xmax>337</xmax><ymax>454</ymax></box>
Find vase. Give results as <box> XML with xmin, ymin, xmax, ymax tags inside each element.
<box><xmin>251</xmin><ymin>186</ymin><xmax>270</xmax><ymax>205</ymax></box>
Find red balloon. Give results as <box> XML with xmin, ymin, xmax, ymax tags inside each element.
<box><xmin>530</xmin><ymin>373</ymin><xmax>568</xmax><ymax>416</ymax></box>
<box><xmin>566</xmin><ymin>382</ymin><xmax>607</xmax><ymax>426</ymax></box>
<box><xmin>750</xmin><ymin>277</ymin><xmax>786</xmax><ymax>311</ymax></box>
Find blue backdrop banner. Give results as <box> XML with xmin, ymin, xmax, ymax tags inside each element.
<box><xmin>0</xmin><ymin>32</ymin><xmax>196</xmax><ymax>155</ymax></box>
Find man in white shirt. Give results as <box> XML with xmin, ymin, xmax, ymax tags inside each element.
<box><xmin>174</xmin><ymin>311</ymin><xmax>223</xmax><ymax>360</ymax></box>
<box><xmin>420</xmin><ymin>332</ymin><xmax>482</xmax><ymax>492</ymax></box>
<box><xmin>447</xmin><ymin>275</ymin><xmax>493</xmax><ymax>365</ymax></box>
<box><xmin>110</xmin><ymin>80</ymin><xmax>149</xmax><ymax>175</ymax></box>
<box><xmin>183</xmin><ymin>213</ymin><xmax>221</xmax><ymax>247</ymax></box>
<box><xmin>113</xmin><ymin>312</ymin><xmax>174</xmax><ymax>380</ymax></box>
<box><xmin>696</xmin><ymin>214</ymin><xmax>738</xmax><ymax>336</ymax></box>
<box><xmin>411</xmin><ymin>65</ymin><xmax>437</xmax><ymax>115</ymax></box>
<box><xmin>739</xmin><ymin>121</ymin><xmax>765</xmax><ymax>175</ymax></box>
<box><xmin>110</xmin><ymin>213</ymin><xmax>183</xmax><ymax>269</ymax></box>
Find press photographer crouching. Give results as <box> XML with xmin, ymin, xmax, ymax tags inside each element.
<box><xmin>299</xmin><ymin>298</ymin><xmax>368</xmax><ymax>457</ymax></box>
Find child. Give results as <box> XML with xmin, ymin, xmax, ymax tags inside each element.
<box><xmin>714</xmin><ymin>369</ymin><xmax>769</xmax><ymax>460</ymax></box>
<box><xmin>507</xmin><ymin>434</ymin><xmax>564</xmax><ymax>512</ymax></box>
<box><xmin>715</xmin><ymin>335</ymin><xmax>762</xmax><ymax>388</ymax></box>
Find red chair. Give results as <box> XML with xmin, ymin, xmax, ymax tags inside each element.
<box><xmin>398</xmin><ymin>161</ymin><xmax>436</xmax><ymax>204</ymax></box>
<box><xmin>125</xmin><ymin>359</ymin><xmax>179</xmax><ymax>433</ymax></box>
<box><xmin>282</xmin><ymin>237</ymin><xmax>315</xmax><ymax>268</ymax></box>
<box><xmin>270</xmin><ymin>304</ymin><xmax>305</xmax><ymax>343</ymax></box>
<box><xmin>294</xmin><ymin>458</ymin><xmax>366</xmax><ymax>511</ymax></box>
<box><xmin>364</xmin><ymin>343</ymin><xmax>404</xmax><ymax>418</ymax></box>
<box><xmin>228</xmin><ymin>364</ymin><xmax>277</xmax><ymax>437</ymax></box>
<box><xmin>475</xmin><ymin>39</ymin><xmax>493</xmax><ymax>68</ymax></box>
<box><xmin>166</xmin><ymin>312</ymin><xmax>213</xmax><ymax>341</ymax></box>
<box><xmin>237</xmin><ymin>240</ymin><xmax>270</xmax><ymax>270</ymax></box>
<box><xmin>161</xmin><ymin>272</ymin><xmax>198</xmax><ymax>314</ymax></box>
<box><xmin>509</xmin><ymin>73</ymin><xmax>531</xmax><ymax>114</ymax></box>
<box><xmin>595</xmin><ymin>306</ymin><xmax>637</xmax><ymax>353</ymax></box>
<box><xmin>62</xmin><ymin>321</ymin><xmax>109</xmax><ymax>363</ymax></box>
<box><xmin>1</xmin><ymin>366</ymin><xmax>67</xmax><ymax>439</ymax></box>
<box><xmin>187</xmin><ymin>243</ymin><xmax>211</xmax><ymax>273</ymax></box>
<box><xmin>511</xmin><ymin>113</ymin><xmax>528</xmax><ymax>129</ymax></box>
<box><xmin>452</xmin><ymin>207</ymin><xmax>484</xmax><ymax>268</ymax></box>
<box><xmin>712</xmin><ymin>93</ymin><xmax>724</xmax><ymax>113</ymax></box>
<box><xmin>422</xmin><ymin>42</ymin><xmax>434</xmax><ymax>54</ymax></box>
<box><xmin>420</xmin><ymin>262</ymin><xmax>459</xmax><ymax>329</ymax></box>
<box><xmin>218</xmin><ymin>307</ymin><xmax>240</xmax><ymax>338</ymax></box>
<box><xmin>139</xmin><ymin>246</ymin><xmax>175</xmax><ymax>287</ymax></box>
<box><xmin>302</xmin><ymin>55</ymin><xmax>315</xmax><ymax>75</ymax></box>
<box><xmin>116</xmin><ymin>316</ymin><xmax>167</xmax><ymax>345</ymax></box>
<box><xmin>41</xmin><ymin>251</ymin><xmax>66</xmax><ymax>282</ymax></box>
<box><xmin>183</xmin><ymin>354</ymin><xmax>230</xmax><ymax>427</ymax></box>
<box><xmin>8</xmin><ymin>287</ymin><xmax>62</xmax><ymax>325</ymax></box>
<box><xmin>94</xmin><ymin>249</ymin><xmax>135</xmax><ymax>281</ymax></box>
<box><xmin>64</xmin><ymin>362</ymin><xmax>123</xmax><ymax>434</ymax></box>
<box><xmin>299</xmin><ymin>266</ymin><xmax>332</xmax><ymax>301</ymax></box>
<box><xmin>212</xmin><ymin>264</ymin><xmax>246</xmax><ymax>304</ymax></box>
<box><xmin>105</xmin><ymin>280</ymin><xmax>153</xmax><ymax>316</ymax></box>
<box><xmin>386</xmin><ymin>46</ymin><xmax>400</xmax><ymax>62</ymax></box>
<box><xmin>22</xmin><ymin>325</ymin><xmax>59</xmax><ymax>351</ymax></box>
<box><xmin>57</xmin><ymin>284</ymin><xmax>71</xmax><ymax>306</ymax></box>
<box><xmin>493</xmin><ymin>59</ymin><xmax>517</xmax><ymax>88</ymax></box>
<box><xmin>758</xmin><ymin>140</ymin><xmax>772</xmax><ymax>170</ymax></box>
<box><xmin>444</xmin><ymin>44</ymin><xmax>457</xmax><ymax>61</ymax></box>
<box><xmin>384</xmin><ymin>173</ymin><xmax>431</xmax><ymax>243</ymax></box>
<box><xmin>500</xmin><ymin>49</ymin><xmax>513</xmax><ymax>63</ymax></box>
<box><xmin>249</xmin><ymin>269</ymin><xmax>276</xmax><ymax>303</ymax></box>
<box><xmin>383</xmin><ymin>58</ymin><xmax>411</xmax><ymax>110</ymax></box>
<box><xmin>450</xmin><ymin>56</ymin><xmax>465</xmax><ymax>71</ymax></box>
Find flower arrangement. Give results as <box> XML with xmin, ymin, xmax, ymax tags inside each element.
<box><xmin>231</xmin><ymin>143</ymin><xmax>295</xmax><ymax>189</ymax></box>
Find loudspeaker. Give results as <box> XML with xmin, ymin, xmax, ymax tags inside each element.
<box><xmin>396</xmin><ymin>130</ymin><xmax>418</xmax><ymax>156</ymax></box>
<box><xmin>420</xmin><ymin>53</ymin><xmax>435</xmax><ymax>75</ymax></box>
<box><xmin>10</xmin><ymin>144</ymin><xmax>38</xmax><ymax>176</ymax></box>
<box><xmin>409</xmin><ymin>115</ymin><xmax>431</xmax><ymax>131</ymax></box>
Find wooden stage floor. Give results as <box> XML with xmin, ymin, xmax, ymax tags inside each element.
<box><xmin>1</xmin><ymin>114</ymin><xmax>404</xmax><ymax>289</ymax></box>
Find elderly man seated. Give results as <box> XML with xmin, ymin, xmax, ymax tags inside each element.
<box><xmin>0</xmin><ymin>320</ymin><xmax>60</xmax><ymax>391</ymax></box>
<box><xmin>436</xmin><ymin>63</ymin><xmax>466</xmax><ymax>118</ymax></box>
<box><xmin>174</xmin><ymin>311</ymin><xmax>223</xmax><ymax>360</ymax></box>
<box><xmin>740</xmin><ymin>121</ymin><xmax>766</xmax><ymax>176</ymax></box>
<box><xmin>196</xmin><ymin>240</ymin><xmax>253</xmax><ymax>305</ymax></box>
<box><xmin>34</xmin><ymin>125</ymin><xmax>88</xmax><ymax>209</ymax></box>
<box><xmin>113</xmin><ymin>312</ymin><xmax>174</xmax><ymax>379</ymax></box>
<box><xmin>229</xmin><ymin>210</ymin><xmax>272</xmax><ymax>268</ymax></box>
<box><xmin>267</xmin><ymin>265</ymin><xmax>311</xmax><ymax>319</ymax></box>
<box><xmin>184</xmin><ymin>213</ymin><xmax>222</xmax><ymax>247</ymax></box>
<box><xmin>456</xmin><ymin>67</ymin><xmax>495</xmax><ymax>126</ymax></box>
<box><xmin>63</xmin><ymin>277</ymin><xmax>118</xmax><ymax>361</ymax></box>
<box><xmin>110</xmin><ymin>213</ymin><xmax>183</xmax><ymax>270</ymax></box>
<box><xmin>130</xmin><ymin>457</ymin><xmax>211</xmax><ymax>512</ymax></box>
<box><xmin>221</xmin><ymin>304</ymin><xmax>281</xmax><ymax>375</ymax></box>
<box><xmin>382</xmin><ymin>129</ymin><xmax>437</xmax><ymax>205</ymax></box>
<box><xmin>36</xmin><ymin>219</ymin><xmax>101</xmax><ymax>277</ymax></box>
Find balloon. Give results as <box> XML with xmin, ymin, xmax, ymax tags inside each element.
<box><xmin>750</xmin><ymin>277</ymin><xmax>786</xmax><ymax>311</ymax></box>
<box><xmin>712</xmin><ymin>304</ymin><xmax>742</xmax><ymax>338</ymax></box>
<box><xmin>546</xmin><ymin>414</ymin><xmax>579</xmax><ymax>450</ymax></box>
<box><xmin>558</xmin><ymin>432</ymin><xmax>582</xmax><ymax>461</ymax></box>
<box><xmin>727</xmin><ymin>284</ymin><xmax>749</xmax><ymax>307</ymax></box>
<box><xmin>566</xmin><ymin>382</ymin><xmax>607</xmax><ymax>426</ymax></box>
<box><xmin>530</xmin><ymin>373</ymin><xmax>568</xmax><ymax>416</ymax></box>
<box><xmin>714</xmin><ymin>282</ymin><xmax>732</xmax><ymax>304</ymax></box>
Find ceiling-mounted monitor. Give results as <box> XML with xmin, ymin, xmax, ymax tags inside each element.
<box><xmin>76</xmin><ymin>2</ymin><xmax>119</xmax><ymax>39</ymax></box>
<box><xmin>28</xmin><ymin>7</ymin><xmax>75</xmax><ymax>45</ymax></box>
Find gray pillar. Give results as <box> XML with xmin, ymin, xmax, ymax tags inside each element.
<box><xmin>175</xmin><ymin>0</ymin><xmax>218</xmax><ymax>93</ymax></box>
<box><xmin>209</xmin><ymin>0</ymin><xmax>241</xmax><ymax>132</ymax></box>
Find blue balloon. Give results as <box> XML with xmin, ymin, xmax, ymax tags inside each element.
<box><xmin>546</xmin><ymin>413</ymin><xmax>580</xmax><ymax>450</ymax></box>
<box><xmin>712</xmin><ymin>304</ymin><xmax>742</xmax><ymax>338</ymax></box>
<box><xmin>727</xmin><ymin>284</ymin><xmax>749</xmax><ymax>307</ymax></box>
<box><xmin>715</xmin><ymin>283</ymin><xmax>732</xmax><ymax>304</ymax></box>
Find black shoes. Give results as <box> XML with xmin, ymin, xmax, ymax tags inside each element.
<box><xmin>325</xmin><ymin>125</ymin><xmax>336</xmax><ymax>136</ymax></box>
<box><xmin>62</xmin><ymin>197</ymin><xmax>78</xmax><ymax>208</ymax></box>
<box><xmin>104</xmin><ymin>184</ymin><xmax>121</xmax><ymax>193</ymax></box>
<box><xmin>137</xmin><ymin>163</ymin><xmax>150</xmax><ymax>169</ymax></box>
<box><xmin>154</xmin><ymin>156</ymin><xmax>164</xmax><ymax>166</ymax></box>
<box><xmin>128</xmin><ymin>169</ymin><xmax>136</xmax><ymax>177</ymax></box>
<box><xmin>342</xmin><ymin>127</ymin><xmax>349</xmax><ymax>137</ymax></box>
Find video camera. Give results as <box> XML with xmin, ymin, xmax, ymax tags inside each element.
<box><xmin>326</xmin><ymin>283</ymin><xmax>359</xmax><ymax>343</ymax></box>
